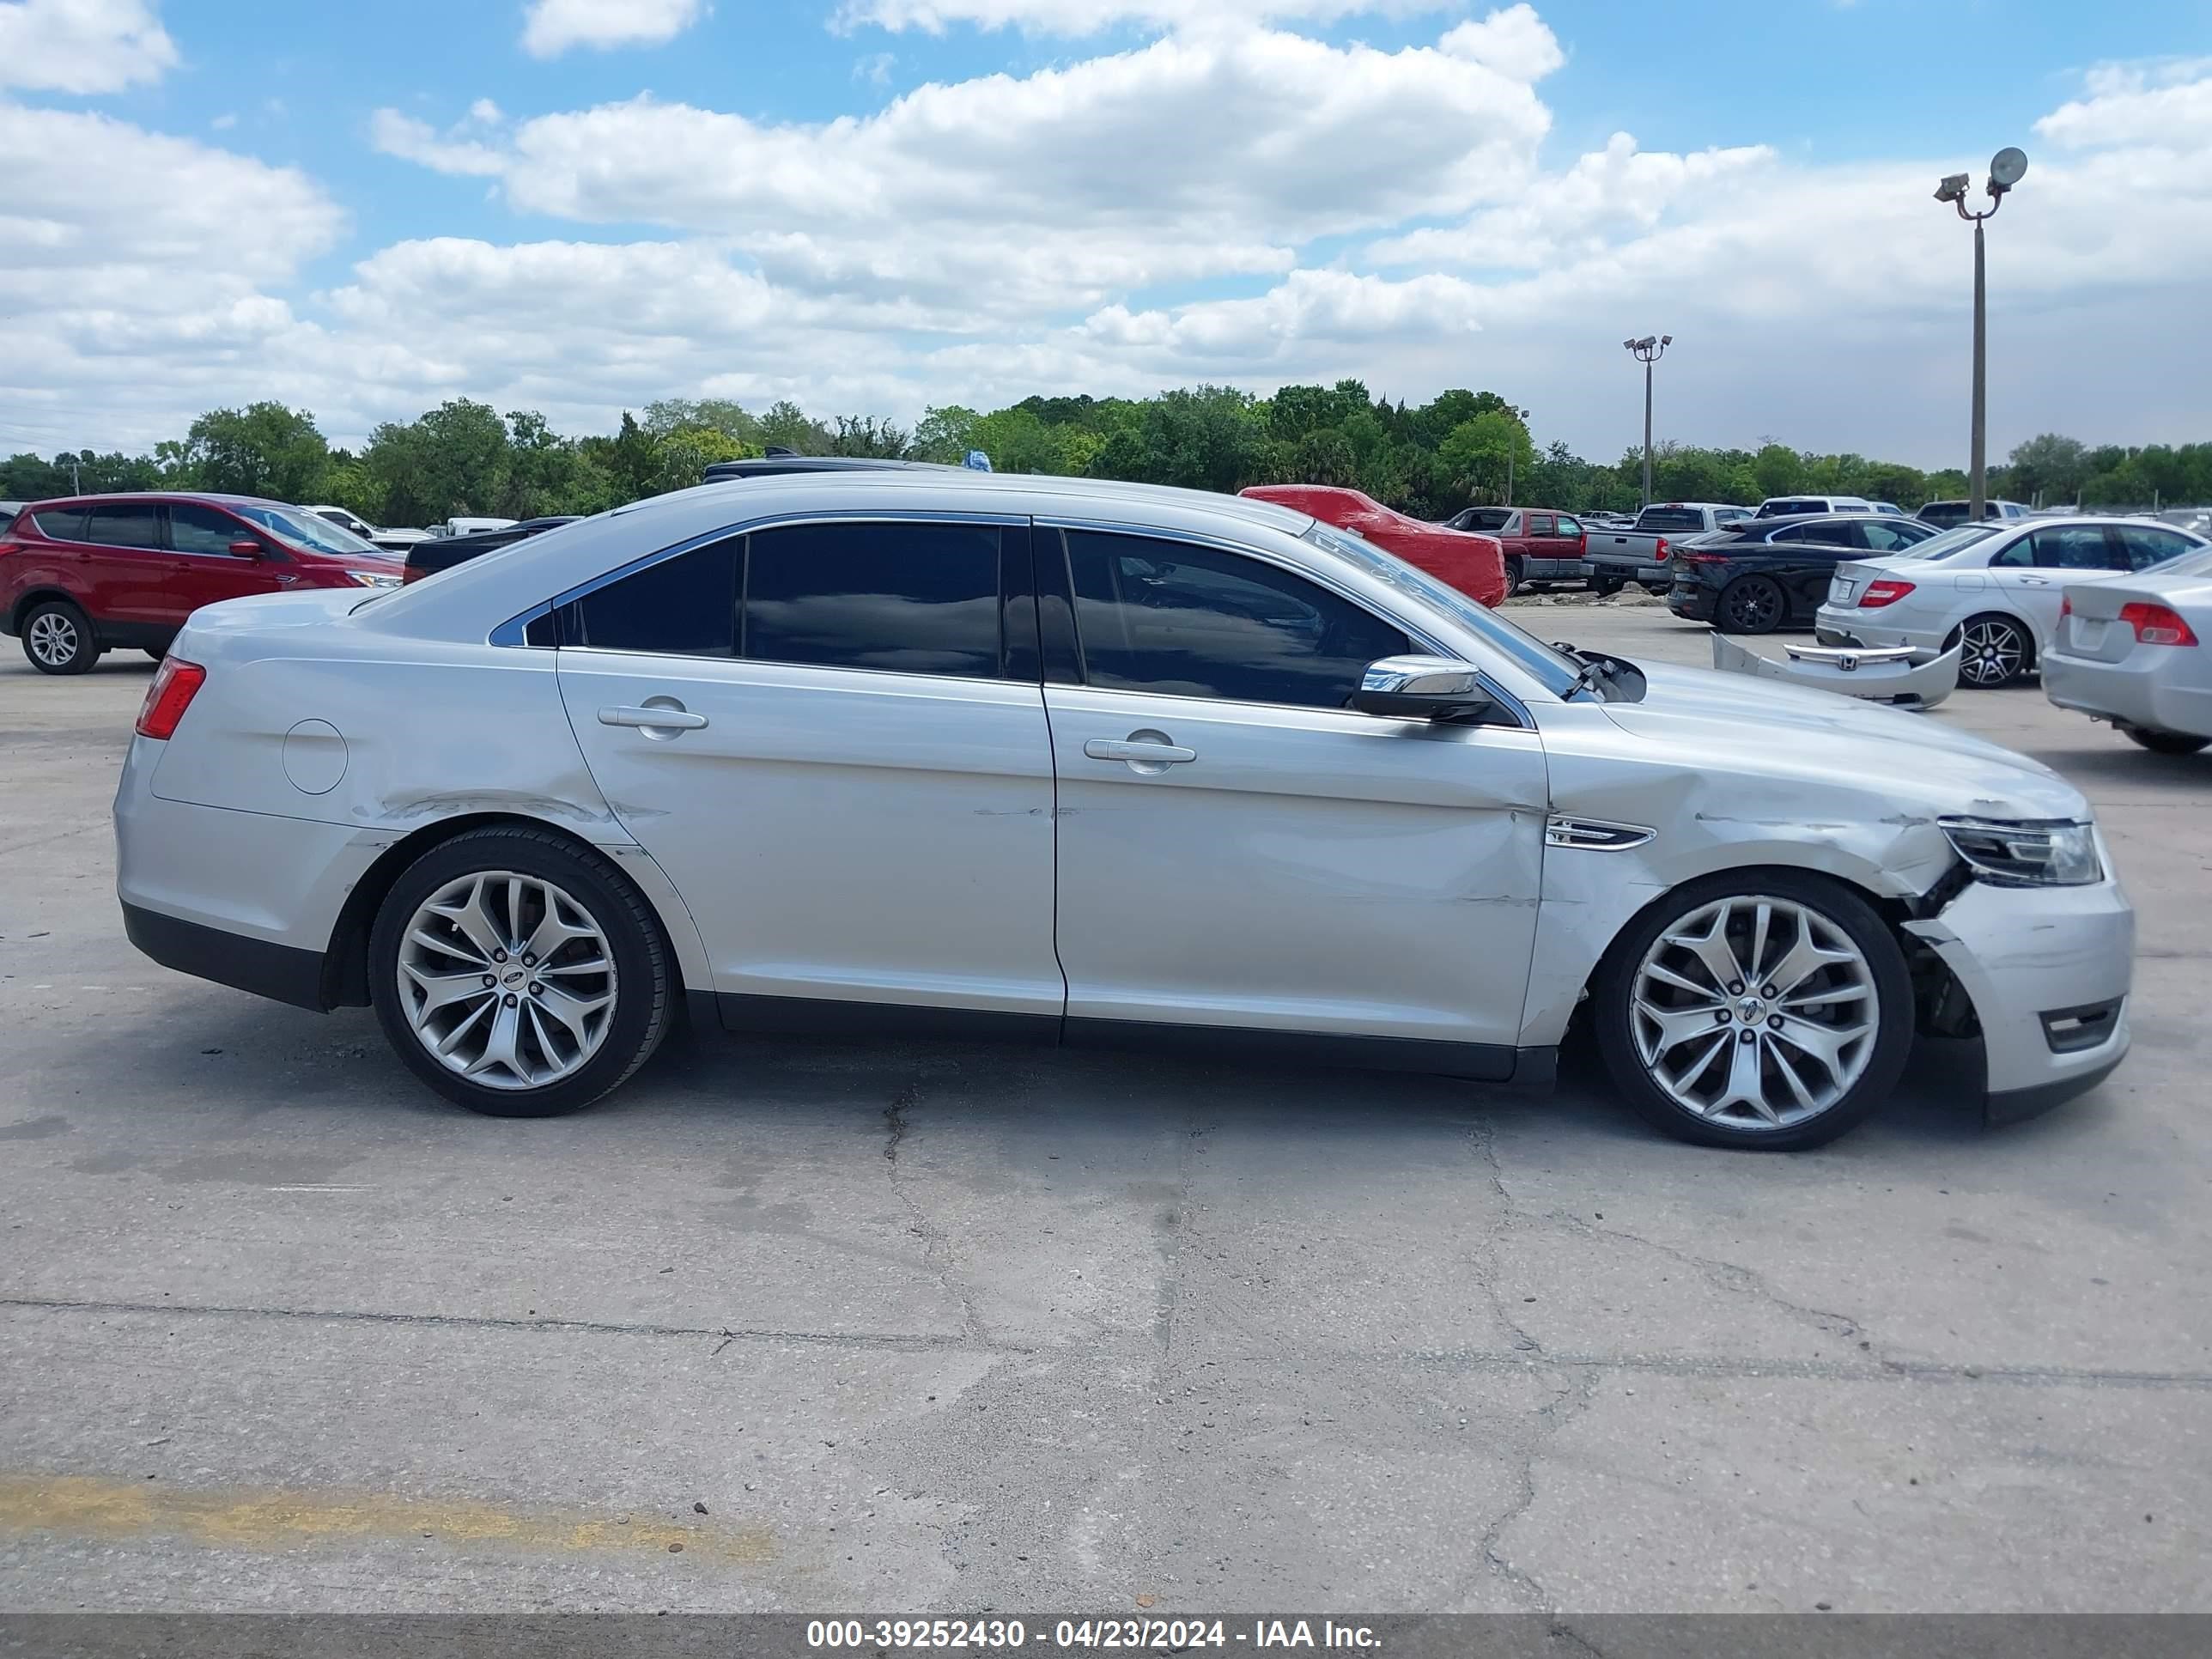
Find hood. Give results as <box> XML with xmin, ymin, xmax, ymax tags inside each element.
<box><xmin>1599</xmin><ymin>659</ymin><xmax>2088</xmax><ymax>821</ymax></box>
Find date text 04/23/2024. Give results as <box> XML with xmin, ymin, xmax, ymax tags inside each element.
<box><xmin>805</xmin><ymin>1620</ymin><xmax>1381</xmax><ymax>1650</ymax></box>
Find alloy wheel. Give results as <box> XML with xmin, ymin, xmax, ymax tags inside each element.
<box><xmin>27</xmin><ymin>611</ymin><xmax>78</xmax><ymax>667</ymax></box>
<box><xmin>395</xmin><ymin>871</ymin><xmax>617</xmax><ymax>1090</ymax></box>
<box><xmin>1628</xmin><ymin>895</ymin><xmax>1879</xmax><ymax>1132</ymax></box>
<box><xmin>1957</xmin><ymin>618</ymin><xmax>2027</xmax><ymax>685</ymax></box>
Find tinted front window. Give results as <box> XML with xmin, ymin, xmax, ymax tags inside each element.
<box><xmin>1857</xmin><ymin>520</ymin><xmax>1928</xmax><ymax>552</ymax></box>
<box><xmin>744</xmin><ymin>521</ymin><xmax>1001</xmax><ymax>678</ymax></box>
<box><xmin>564</xmin><ymin>538</ymin><xmax>739</xmax><ymax>657</ymax></box>
<box><xmin>82</xmin><ymin>504</ymin><xmax>161</xmax><ymax>549</ymax></box>
<box><xmin>169</xmin><ymin>503</ymin><xmax>250</xmax><ymax>556</ymax></box>
<box><xmin>1066</xmin><ymin>531</ymin><xmax>1407</xmax><ymax>709</ymax></box>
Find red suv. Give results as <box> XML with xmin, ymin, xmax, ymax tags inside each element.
<box><xmin>1238</xmin><ymin>483</ymin><xmax>1508</xmax><ymax>607</ymax></box>
<box><xmin>0</xmin><ymin>493</ymin><xmax>403</xmax><ymax>674</ymax></box>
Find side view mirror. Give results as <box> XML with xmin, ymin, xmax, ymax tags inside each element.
<box><xmin>1351</xmin><ymin>655</ymin><xmax>1498</xmax><ymax>724</ymax></box>
<box><xmin>227</xmin><ymin>538</ymin><xmax>264</xmax><ymax>558</ymax></box>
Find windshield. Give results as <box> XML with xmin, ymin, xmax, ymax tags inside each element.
<box><xmin>1300</xmin><ymin>523</ymin><xmax>1584</xmax><ymax>698</ymax></box>
<box><xmin>1899</xmin><ymin>522</ymin><xmax>2004</xmax><ymax>562</ymax></box>
<box><xmin>232</xmin><ymin>501</ymin><xmax>386</xmax><ymax>557</ymax></box>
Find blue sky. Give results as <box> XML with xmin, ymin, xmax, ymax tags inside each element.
<box><xmin>3</xmin><ymin>0</ymin><xmax>2209</xmax><ymax>464</ymax></box>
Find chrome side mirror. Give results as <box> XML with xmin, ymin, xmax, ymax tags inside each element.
<box><xmin>1351</xmin><ymin>655</ymin><xmax>1498</xmax><ymax>724</ymax></box>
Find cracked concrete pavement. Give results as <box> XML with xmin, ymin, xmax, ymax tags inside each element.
<box><xmin>1</xmin><ymin>604</ymin><xmax>2208</xmax><ymax>1613</ymax></box>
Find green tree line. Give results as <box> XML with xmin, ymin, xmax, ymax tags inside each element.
<box><xmin>6</xmin><ymin>385</ymin><xmax>2206</xmax><ymax>526</ymax></box>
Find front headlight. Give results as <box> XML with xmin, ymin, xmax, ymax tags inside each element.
<box><xmin>345</xmin><ymin>569</ymin><xmax>402</xmax><ymax>589</ymax></box>
<box><xmin>1939</xmin><ymin>817</ymin><xmax>2102</xmax><ymax>886</ymax></box>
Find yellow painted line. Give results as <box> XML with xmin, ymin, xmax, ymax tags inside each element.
<box><xmin>0</xmin><ymin>1474</ymin><xmax>776</xmax><ymax>1563</ymax></box>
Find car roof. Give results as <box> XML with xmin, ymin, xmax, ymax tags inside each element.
<box><xmin>16</xmin><ymin>489</ymin><xmax>295</xmax><ymax>514</ymax></box>
<box><xmin>367</xmin><ymin>471</ymin><xmax>1327</xmax><ymax>644</ymax></box>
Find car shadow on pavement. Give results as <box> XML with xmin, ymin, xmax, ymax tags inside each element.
<box><xmin>94</xmin><ymin>983</ymin><xmax>2075</xmax><ymax>1160</ymax></box>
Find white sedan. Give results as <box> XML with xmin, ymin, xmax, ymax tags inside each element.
<box><xmin>2045</xmin><ymin>550</ymin><xmax>2212</xmax><ymax>755</ymax></box>
<box><xmin>1817</xmin><ymin>516</ymin><xmax>2209</xmax><ymax>688</ymax></box>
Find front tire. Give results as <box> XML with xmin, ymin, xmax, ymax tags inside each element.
<box><xmin>2122</xmin><ymin>726</ymin><xmax>2210</xmax><ymax>756</ymax></box>
<box><xmin>368</xmin><ymin>827</ymin><xmax>673</xmax><ymax>1117</ymax></box>
<box><xmin>21</xmin><ymin>599</ymin><xmax>99</xmax><ymax>675</ymax></box>
<box><xmin>1593</xmin><ymin>871</ymin><xmax>1913</xmax><ymax>1151</ymax></box>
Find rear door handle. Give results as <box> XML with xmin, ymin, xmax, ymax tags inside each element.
<box><xmin>599</xmin><ymin>702</ymin><xmax>708</xmax><ymax>732</ymax></box>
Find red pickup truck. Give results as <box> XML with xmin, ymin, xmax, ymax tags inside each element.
<box><xmin>1442</xmin><ymin>507</ymin><xmax>1591</xmax><ymax>594</ymax></box>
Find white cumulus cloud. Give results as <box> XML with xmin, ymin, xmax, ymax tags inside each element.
<box><xmin>520</xmin><ymin>0</ymin><xmax>707</xmax><ymax>58</ymax></box>
<box><xmin>0</xmin><ymin>0</ymin><xmax>175</xmax><ymax>92</ymax></box>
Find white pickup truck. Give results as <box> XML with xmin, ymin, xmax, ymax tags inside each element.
<box><xmin>1585</xmin><ymin>501</ymin><xmax>1753</xmax><ymax>593</ymax></box>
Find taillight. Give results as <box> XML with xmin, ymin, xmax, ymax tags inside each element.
<box><xmin>1683</xmin><ymin>552</ymin><xmax>1729</xmax><ymax>565</ymax></box>
<box><xmin>1655</xmin><ymin>538</ymin><xmax>1671</xmax><ymax>559</ymax></box>
<box><xmin>1859</xmin><ymin>580</ymin><xmax>1916</xmax><ymax>609</ymax></box>
<box><xmin>136</xmin><ymin>657</ymin><xmax>206</xmax><ymax>739</ymax></box>
<box><xmin>2059</xmin><ymin>597</ymin><xmax>2071</xmax><ymax>617</ymax></box>
<box><xmin>402</xmin><ymin>565</ymin><xmax>426</xmax><ymax>583</ymax></box>
<box><xmin>2120</xmin><ymin>601</ymin><xmax>2199</xmax><ymax>647</ymax></box>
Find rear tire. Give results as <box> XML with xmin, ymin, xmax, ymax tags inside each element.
<box><xmin>1716</xmin><ymin>575</ymin><xmax>1784</xmax><ymax>635</ymax></box>
<box><xmin>2122</xmin><ymin>726</ymin><xmax>2210</xmax><ymax>756</ymax></box>
<box><xmin>1953</xmin><ymin>613</ymin><xmax>2033</xmax><ymax>687</ymax></box>
<box><xmin>1592</xmin><ymin>870</ymin><xmax>1913</xmax><ymax>1152</ymax></box>
<box><xmin>21</xmin><ymin>599</ymin><xmax>99</xmax><ymax>675</ymax></box>
<box><xmin>1503</xmin><ymin>556</ymin><xmax>1526</xmax><ymax>598</ymax></box>
<box><xmin>368</xmin><ymin>826</ymin><xmax>673</xmax><ymax>1117</ymax></box>
<box><xmin>1592</xmin><ymin>574</ymin><xmax>1624</xmax><ymax>597</ymax></box>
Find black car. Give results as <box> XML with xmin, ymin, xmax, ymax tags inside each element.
<box><xmin>401</xmin><ymin>516</ymin><xmax>580</xmax><ymax>584</ymax></box>
<box><xmin>1666</xmin><ymin>514</ymin><xmax>1938</xmax><ymax>633</ymax></box>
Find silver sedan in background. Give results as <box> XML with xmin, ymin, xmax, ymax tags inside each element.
<box><xmin>2046</xmin><ymin>549</ymin><xmax>2212</xmax><ymax>754</ymax></box>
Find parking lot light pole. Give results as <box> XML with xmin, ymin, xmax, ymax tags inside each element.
<box><xmin>1936</xmin><ymin>148</ymin><xmax>2027</xmax><ymax>522</ymax></box>
<box><xmin>1623</xmin><ymin>335</ymin><xmax>1670</xmax><ymax>507</ymax></box>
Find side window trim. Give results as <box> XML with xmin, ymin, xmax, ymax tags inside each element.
<box><xmin>503</xmin><ymin>509</ymin><xmax>1032</xmax><ymax>652</ymax></box>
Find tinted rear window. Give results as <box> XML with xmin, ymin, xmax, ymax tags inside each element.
<box><xmin>1758</xmin><ymin>499</ymin><xmax>1827</xmax><ymax>518</ymax></box>
<box><xmin>744</xmin><ymin>521</ymin><xmax>1003</xmax><ymax>679</ymax></box>
<box><xmin>1637</xmin><ymin>508</ymin><xmax>1707</xmax><ymax>531</ymax></box>
<box><xmin>30</xmin><ymin>508</ymin><xmax>86</xmax><ymax>540</ymax></box>
<box><xmin>564</xmin><ymin>538</ymin><xmax>740</xmax><ymax>657</ymax></box>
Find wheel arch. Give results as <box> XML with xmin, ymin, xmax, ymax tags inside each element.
<box><xmin>11</xmin><ymin>586</ymin><xmax>94</xmax><ymax>635</ymax></box>
<box><xmin>319</xmin><ymin>811</ymin><xmax>708</xmax><ymax>1012</ymax></box>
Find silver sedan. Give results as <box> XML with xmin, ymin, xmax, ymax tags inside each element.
<box><xmin>2046</xmin><ymin>550</ymin><xmax>2212</xmax><ymax>754</ymax></box>
<box><xmin>114</xmin><ymin>471</ymin><xmax>2133</xmax><ymax>1150</ymax></box>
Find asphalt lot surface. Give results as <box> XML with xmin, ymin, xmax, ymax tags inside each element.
<box><xmin>1</xmin><ymin>599</ymin><xmax>2207</xmax><ymax>1613</ymax></box>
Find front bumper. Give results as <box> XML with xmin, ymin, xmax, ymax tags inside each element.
<box><xmin>1904</xmin><ymin>869</ymin><xmax>2134</xmax><ymax>1121</ymax></box>
<box><xmin>2045</xmin><ymin>649</ymin><xmax>2212</xmax><ymax>740</ymax></box>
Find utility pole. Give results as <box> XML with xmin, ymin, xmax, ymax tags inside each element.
<box><xmin>1622</xmin><ymin>336</ymin><xmax>1670</xmax><ymax>507</ymax></box>
<box><xmin>1936</xmin><ymin>147</ymin><xmax>2027</xmax><ymax>521</ymax></box>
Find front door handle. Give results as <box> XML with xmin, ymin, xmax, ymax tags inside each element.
<box><xmin>1085</xmin><ymin>732</ymin><xmax>1195</xmax><ymax>773</ymax></box>
<box><xmin>599</xmin><ymin>701</ymin><xmax>708</xmax><ymax>734</ymax></box>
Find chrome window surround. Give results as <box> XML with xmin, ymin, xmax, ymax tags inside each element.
<box><xmin>493</xmin><ymin>507</ymin><xmax>1540</xmax><ymax>731</ymax></box>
